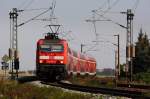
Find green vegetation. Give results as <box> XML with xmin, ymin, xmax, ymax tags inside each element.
<box><xmin>133</xmin><ymin>29</ymin><xmax>150</xmax><ymax>83</ymax></box>
<box><xmin>96</xmin><ymin>69</ymin><xmax>115</xmax><ymax>77</ymax></box>
<box><xmin>68</xmin><ymin>76</ymin><xmax>115</xmax><ymax>88</ymax></box>
<box><xmin>120</xmin><ymin>29</ymin><xmax>150</xmax><ymax>84</ymax></box>
<box><xmin>133</xmin><ymin>28</ymin><xmax>150</xmax><ymax>74</ymax></box>
<box><xmin>133</xmin><ymin>72</ymin><xmax>150</xmax><ymax>84</ymax></box>
<box><xmin>0</xmin><ymin>79</ymin><xmax>93</xmax><ymax>99</ymax></box>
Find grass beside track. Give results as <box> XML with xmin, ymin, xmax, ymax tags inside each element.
<box><xmin>0</xmin><ymin>79</ymin><xmax>93</xmax><ymax>99</ymax></box>
<box><xmin>68</xmin><ymin>76</ymin><xmax>150</xmax><ymax>97</ymax></box>
<box><xmin>68</xmin><ymin>76</ymin><xmax>115</xmax><ymax>88</ymax></box>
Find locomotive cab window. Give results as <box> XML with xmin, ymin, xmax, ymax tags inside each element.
<box><xmin>40</xmin><ymin>44</ymin><xmax>64</xmax><ymax>52</ymax></box>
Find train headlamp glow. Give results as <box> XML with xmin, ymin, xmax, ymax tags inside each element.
<box><xmin>39</xmin><ymin>56</ymin><xmax>49</xmax><ymax>59</ymax></box>
<box><xmin>39</xmin><ymin>60</ymin><xmax>43</xmax><ymax>63</ymax></box>
<box><xmin>60</xmin><ymin>61</ymin><xmax>63</xmax><ymax>64</ymax></box>
<box><xmin>54</xmin><ymin>56</ymin><xmax>64</xmax><ymax>60</ymax></box>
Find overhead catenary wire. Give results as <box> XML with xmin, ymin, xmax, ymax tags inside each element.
<box><xmin>89</xmin><ymin>0</ymin><xmax>121</xmax><ymax>29</ymax></box>
<box><xmin>95</xmin><ymin>11</ymin><xmax>122</xmax><ymax>14</ymax></box>
<box><xmin>95</xmin><ymin>0</ymin><xmax>108</xmax><ymax>11</ymax></box>
<box><xmin>98</xmin><ymin>39</ymin><xmax>126</xmax><ymax>58</ymax></box>
<box><xmin>22</xmin><ymin>0</ymin><xmax>35</xmax><ymax>10</ymax></box>
<box><xmin>95</xmin><ymin>0</ymin><xmax>120</xmax><ymax>16</ymax></box>
<box><xmin>90</xmin><ymin>0</ymin><xmax>140</xmax><ymax>33</ymax></box>
<box><xmin>19</xmin><ymin>8</ymin><xmax>49</xmax><ymax>12</ymax></box>
<box><xmin>31</xmin><ymin>0</ymin><xmax>58</xmax><ymax>25</ymax></box>
<box><xmin>107</xmin><ymin>0</ymin><xmax>110</xmax><ymax>9</ymax></box>
<box><xmin>132</xmin><ymin>0</ymin><xmax>140</xmax><ymax>13</ymax></box>
<box><xmin>17</xmin><ymin>7</ymin><xmax>52</xmax><ymax>27</ymax></box>
<box><xmin>61</xmin><ymin>26</ymin><xmax>83</xmax><ymax>44</ymax></box>
<box><xmin>93</xmin><ymin>11</ymin><xmax>127</xmax><ymax>29</ymax></box>
<box><xmin>94</xmin><ymin>12</ymin><xmax>127</xmax><ymax>29</ymax></box>
<box><xmin>50</xmin><ymin>0</ymin><xmax>56</xmax><ymax>19</ymax></box>
<box><xmin>56</xmin><ymin>26</ymin><xmax>77</xmax><ymax>43</ymax></box>
<box><xmin>18</xmin><ymin>0</ymin><xmax>35</xmax><ymax>10</ymax></box>
<box><xmin>49</xmin><ymin>0</ymin><xmax>57</xmax><ymax>25</ymax></box>
<box><xmin>95</xmin><ymin>0</ymin><xmax>139</xmax><ymax>16</ymax></box>
<box><xmin>18</xmin><ymin>0</ymin><xmax>29</xmax><ymax>9</ymax></box>
<box><xmin>86</xmin><ymin>0</ymin><xmax>121</xmax><ymax>50</ymax></box>
<box><xmin>88</xmin><ymin>0</ymin><xmax>121</xmax><ymax>42</ymax></box>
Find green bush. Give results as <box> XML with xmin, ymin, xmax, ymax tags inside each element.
<box><xmin>133</xmin><ymin>72</ymin><xmax>150</xmax><ymax>84</ymax></box>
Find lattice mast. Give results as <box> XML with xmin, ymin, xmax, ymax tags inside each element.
<box><xmin>9</xmin><ymin>8</ymin><xmax>19</xmax><ymax>78</ymax></box>
<box><xmin>126</xmin><ymin>9</ymin><xmax>134</xmax><ymax>81</ymax></box>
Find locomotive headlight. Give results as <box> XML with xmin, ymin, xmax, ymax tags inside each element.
<box><xmin>54</xmin><ymin>56</ymin><xmax>64</xmax><ymax>60</ymax></box>
<box><xmin>39</xmin><ymin>60</ymin><xmax>43</xmax><ymax>63</ymax></box>
<box><xmin>60</xmin><ymin>61</ymin><xmax>63</xmax><ymax>64</ymax></box>
<box><xmin>39</xmin><ymin>56</ymin><xmax>49</xmax><ymax>59</ymax></box>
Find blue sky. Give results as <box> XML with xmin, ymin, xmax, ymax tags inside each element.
<box><xmin>0</xmin><ymin>0</ymin><xmax>150</xmax><ymax>70</ymax></box>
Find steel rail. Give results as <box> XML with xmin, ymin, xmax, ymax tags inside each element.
<box><xmin>42</xmin><ymin>81</ymin><xmax>150</xmax><ymax>98</ymax></box>
<box><xmin>117</xmin><ymin>83</ymin><xmax>150</xmax><ymax>90</ymax></box>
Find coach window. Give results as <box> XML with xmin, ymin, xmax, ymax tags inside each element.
<box><xmin>73</xmin><ymin>51</ymin><xmax>77</xmax><ymax>57</ymax></box>
<box><xmin>68</xmin><ymin>48</ymin><xmax>71</xmax><ymax>54</ymax></box>
<box><xmin>80</xmin><ymin>54</ymin><xmax>85</xmax><ymax>60</ymax></box>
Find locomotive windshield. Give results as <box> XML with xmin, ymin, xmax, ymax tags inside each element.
<box><xmin>40</xmin><ymin>44</ymin><xmax>64</xmax><ymax>52</ymax></box>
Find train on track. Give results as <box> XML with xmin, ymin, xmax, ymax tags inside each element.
<box><xmin>36</xmin><ymin>29</ymin><xmax>96</xmax><ymax>81</ymax></box>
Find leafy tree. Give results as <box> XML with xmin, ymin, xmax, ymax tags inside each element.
<box><xmin>120</xmin><ymin>64</ymin><xmax>126</xmax><ymax>78</ymax></box>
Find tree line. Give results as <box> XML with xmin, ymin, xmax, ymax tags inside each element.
<box><xmin>120</xmin><ymin>28</ymin><xmax>150</xmax><ymax>83</ymax></box>
<box><xmin>133</xmin><ymin>28</ymin><xmax>150</xmax><ymax>74</ymax></box>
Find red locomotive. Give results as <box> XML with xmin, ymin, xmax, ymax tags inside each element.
<box><xmin>36</xmin><ymin>32</ymin><xmax>96</xmax><ymax>81</ymax></box>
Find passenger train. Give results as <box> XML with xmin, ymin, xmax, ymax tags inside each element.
<box><xmin>36</xmin><ymin>33</ymin><xmax>96</xmax><ymax>81</ymax></box>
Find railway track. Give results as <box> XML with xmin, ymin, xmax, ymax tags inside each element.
<box><xmin>42</xmin><ymin>81</ymin><xmax>150</xmax><ymax>98</ymax></box>
<box><xmin>17</xmin><ymin>76</ymin><xmax>150</xmax><ymax>98</ymax></box>
<box><xmin>17</xmin><ymin>76</ymin><xmax>38</xmax><ymax>83</ymax></box>
<box><xmin>117</xmin><ymin>83</ymin><xmax>150</xmax><ymax>90</ymax></box>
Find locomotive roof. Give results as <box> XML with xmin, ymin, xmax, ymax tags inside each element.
<box><xmin>42</xmin><ymin>38</ymin><xmax>66</xmax><ymax>41</ymax></box>
<box><xmin>37</xmin><ymin>38</ymin><xmax>68</xmax><ymax>46</ymax></box>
